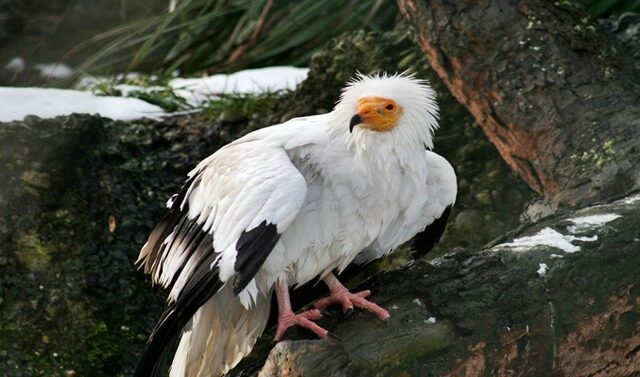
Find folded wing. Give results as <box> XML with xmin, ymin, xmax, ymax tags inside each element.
<box><xmin>134</xmin><ymin>140</ymin><xmax>308</xmax><ymax>377</ymax></box>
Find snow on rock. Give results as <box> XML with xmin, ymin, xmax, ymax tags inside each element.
<box><xmin>2</xmin><ymin>66</ymin><xmax>308</xmax><ymax>122</ymax></box>
<box><xmin>497</xmin><ymin>227</ymin><xmax>582</xmax><ymax>253</ymax></box>
<box><xmin>496</xmin><ymin>209</ymin><xmax>621</xmax><ymax>254</ymax></box>
<box><xmin>169</xmin><ymin>66</ymin><xmax>309</xmax><ymax>105</ymax></box>
<box><xmin>566</xmin><ymin>213</ymin><xmax>621</xmax><ymax>234</ymax></box>
<box><xmin>622</xmin><ymin>194</ymin><xmax>640</xmax><ymax>205</ymax></box>
<box><xmin>537</xmin><ymin>263</ymin><xmax>548</xmax><ymax>277</ymax></box>
<box><xmin>34</xmin><ymin>63</ymin><xmax>74</xmax><ymax>80</ymax></box>
<box><xmin>0</xmin><ymin>87</ymin><xmax>165</xmax><ymax>122</ymax></box>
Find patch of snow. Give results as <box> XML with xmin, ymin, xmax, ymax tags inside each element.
<box><xmin>77</xmin><ymin>66</ymin><xmax>309</xmax><ymax>108</ymax></box>
<box><xmin>567</xmin><ymin>213</ymin><xmax>621</xmax><ymax>234</ymax></box>
<box><xmin>550</xmin><ymin>253</ymin><xmax>563</xmax><ymax>258</ymax></box>
<box><xmin>391</xmin><ymin>304</ymin><xmax>399</xmax><ymax>310</ymax></box>
<box><xmin>412</xmin><ymin>298</ymin><xmax>424</xmax><ymax>307</ymax></box>
<box><xmin>497</xmin><ymin>228</ymin><xmax>598</xmax><ymax>253</ymax></box>
<box><xmin>169</xmin><ymin>66</ymin><xmax>309</xmax><ymax>105</ymax></box>
<box><xmin>425</xmin><ymin>317</ymin><xmax>437</xmax><ymax>324</ymax></box>
<box><xmin>497</xmin><ymin>227</ymin><xmax>581</xmax><ymax>253</ymax></box>
<box><xmin>622</xmin><ymin>194</ymin><xmax>640</xmax><ymax>205</ymax></box>
<box><xmin>537</xmin><ymin>263</ymin><xmax>548</xmax><ymax>277</ymax></box>
<box><xmin>5</xmin><ymin>57</ymin><xmax>26</xmax><ymax>73</ymax></box>
<box><xmin>0</xmin><ymin>87</ymin><xmax>165</xmax><ymax>122</ymax></box>
<box><xmin>3</xmin><ymin>66</ymin><xmax>308</xmax><ymax>122</ymax></box>
<box><xmin>34</xmin><ymin>63</ymin><xmax>74</xmax><ymax>79</ymax></box>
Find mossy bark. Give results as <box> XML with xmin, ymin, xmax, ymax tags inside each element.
<box><xmin>399</xmin><ymin>0</ymin><xmax>640</xmax><ymax>207</ymax></box>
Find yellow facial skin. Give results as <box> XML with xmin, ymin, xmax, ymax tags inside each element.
<box><xmin>351</xmin><ymin>97</ymin><xmax>402</xmax><ymax>132</ymax></box>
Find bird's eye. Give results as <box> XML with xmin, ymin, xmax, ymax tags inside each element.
<box><xmin>385</xmin><ymin>104</ymin><xmax>394</xmax><ymax>111</ymax></box>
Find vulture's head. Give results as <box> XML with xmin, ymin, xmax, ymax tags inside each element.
<box><xmin>332</xmin><ymin>73</ymin><xmax>439</xmax><ymax>150</ymax></box>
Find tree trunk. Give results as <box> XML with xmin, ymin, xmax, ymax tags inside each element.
<box><xmin>398</xmin><ymin>0</ymin><xmax>640</xmax><ymax>207</ymax></box>
<box><xmin>231</xmin><ymin>194</ymin><xmax>640</xmax><ymax>376</ymax></box>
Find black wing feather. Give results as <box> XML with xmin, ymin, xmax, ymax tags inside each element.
<box><xmin>134</xmin><ymin>231</ymin><xmax>221</xmax><ymax>377</ymax></box>
<box><xmin>139</xmin><ymin>173</ymin><xmax>200</xmax><ymax>277</ymax></box>
<box><xmin>136</xmin><ymin>175</ymin><xmax>285</xmax><ymax>376</ymax></box>
<box><xmin>135</xmin><ymin>219</ymin><xmax>282</xmax><ymax>377</ymax></box>
<box><xmin>412</xmin><ymin>205</ymin><xmax>452</xmax><ymax>258</ymax></box>
<box><xmin>232</xmin><ymin>220</ymin><xmax>280</xmax><ymax>295</ymax></box>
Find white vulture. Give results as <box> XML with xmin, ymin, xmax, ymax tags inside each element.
<box><xmin>134</xmin><ymin>73</ymin><xmax>457</xmax><ymax>377</ymax></box>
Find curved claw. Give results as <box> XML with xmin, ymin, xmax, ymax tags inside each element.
<box><xmin>343</xmin><ymin>307</ymin><xmax>355</xmax><ymax>319</ymax></box>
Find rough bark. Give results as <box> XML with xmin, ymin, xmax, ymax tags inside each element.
<box><xmin>231</xmin><ymin>194</ymin><xmax>640</xmax><ymax>376</ymax></box>
<box><xmin>398</xmin><ymin>0</ymin><xmax>640</xmax><ymax>207</ymax></box>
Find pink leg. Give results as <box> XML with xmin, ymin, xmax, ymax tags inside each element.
<box><xmin>274</xmin><ymin>278</ymin><xmax>328</xmax><ymax>341</ymax></box>
<box><xmin>315</xmin><ymin>273</ymin><xmax>390</xmax><ymax>321</ymax></box>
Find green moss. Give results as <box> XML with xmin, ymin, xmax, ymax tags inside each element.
<box><xmin>14</xmin><ymin>232</ymin><xmax>52</xmax><ymax>271</ymax></box>
<box><xmin>85</xmin><ymin>322</ymin><xmax>122</xmax><ymax>370</ymax></box>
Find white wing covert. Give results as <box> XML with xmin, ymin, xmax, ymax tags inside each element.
<box><xmin>138</xmin><ymin>140</ymin><xmax>308</xmax><ymax>301</ymax></box>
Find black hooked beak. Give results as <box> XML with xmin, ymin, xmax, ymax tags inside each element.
<box><xmin>349</xmin><ymin>114</ymin><xmax>362</xmax><ymax>133</ymax></box>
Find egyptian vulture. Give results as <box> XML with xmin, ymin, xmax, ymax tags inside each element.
<box><xmin>134</xmin><ymin>73</ymin><xmax>457</xmax><ymax>377</ymax></box>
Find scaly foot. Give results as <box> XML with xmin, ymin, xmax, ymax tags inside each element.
<box><xmin>274</xmin><ymin>308</ymin><xmax>327</xmax><ymax>341</ymax></box>
<box><xmin>315</xmin><ymin>273</ymin><xmax>389</xmax><ymax>321</ymax></box>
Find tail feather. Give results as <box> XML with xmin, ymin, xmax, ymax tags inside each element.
<box><xmin>134</xmin><ymin>251</ymin><xmax>223</xmax><ymax>377</ymax></box>
<box><xmin>170</xmin><ymin>284</ymin><xmax>271</xmax><ymax>377</ymax></box>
